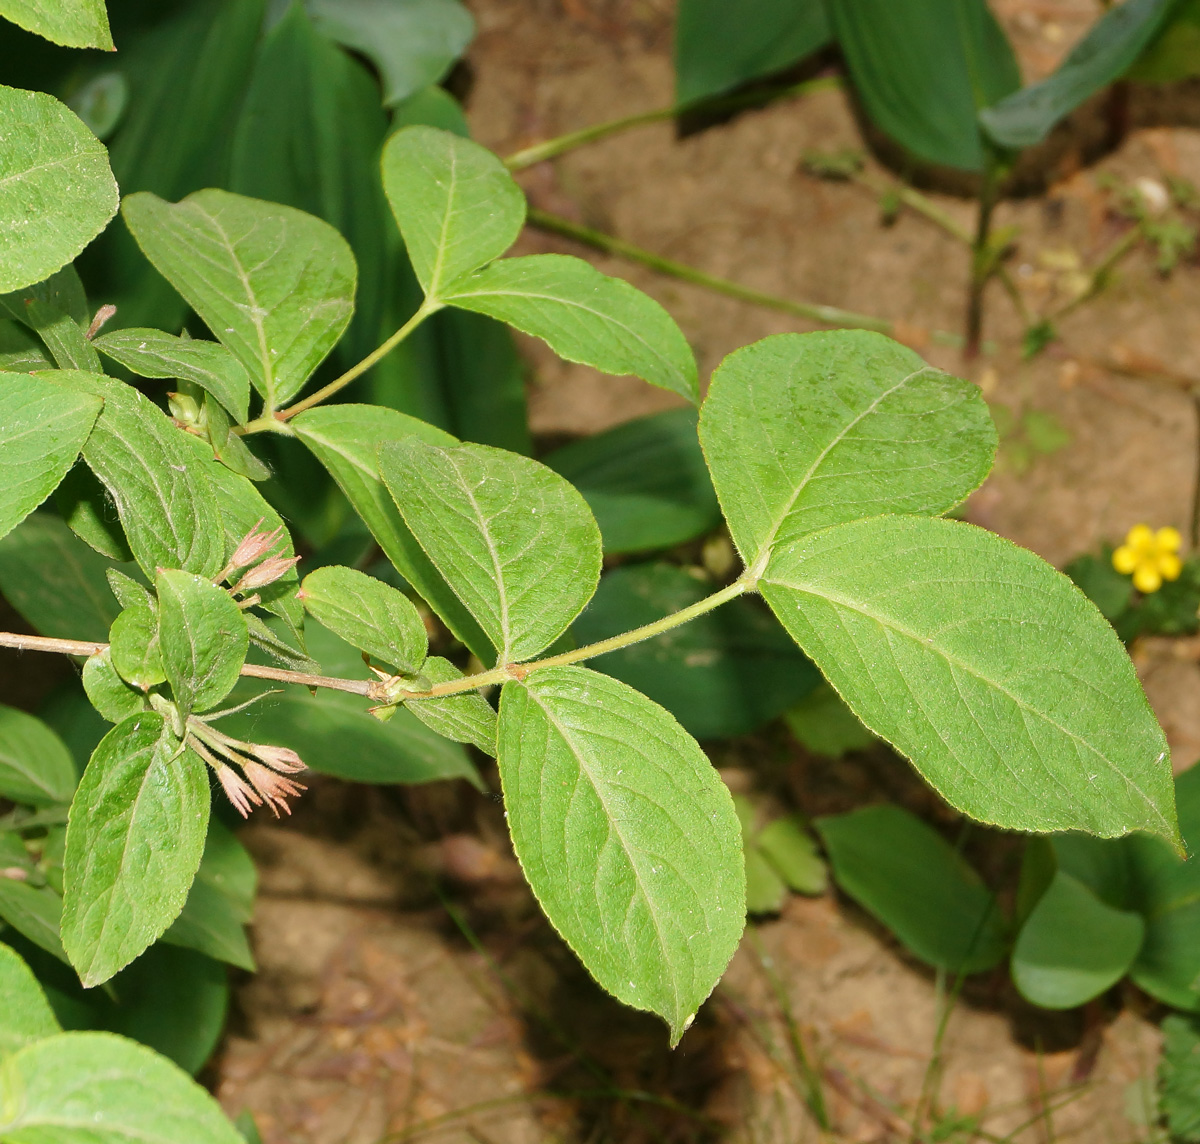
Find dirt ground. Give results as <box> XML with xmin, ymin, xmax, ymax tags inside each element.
<box><xmin>211</xmin><ymin>0</ymin><xmax>1200</xmax><ymax>1139</ymax></box>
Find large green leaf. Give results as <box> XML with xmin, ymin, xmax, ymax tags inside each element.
<box><xmin>292</xmin><ymin>404</ymin><xmax>494</xmax><ymax>661</ymax></box>
<box><xmin>981</xmin><ymin>0</ymin><xmax>1176</xmax><ymax>150</ymax></box>
<box><xmin>816</xmin><ymin>804</ymin><xmax>1006</xmax><ymax>973</ymax></box>
<box><xmin>0</xmin><ymin>704</ymin><xmax>79</xmax><ymax>807</ymax></box>
<box><xmin>404</xmin><ymin>656</ymin><xmax>497</xmax><ymax>756</ymax></box>
<box><xmin>543</xmin><ymin>408</ymin><xmax>720</xmax><ymax>555</ymax></box>
<box><xmin>108</xmin><ymin>600</ymin><xmax>165</xmax><ymax>692</ymax></box>
<box><xmin>0</xmin><ymin>0</ymin><xmax>111</xmax><ymax>48</ymax></box>
<box><xmin>827</xmin><ymin>0</ymin><xmax>1020</xmax><ymax>171</ymax></box>
<box><xmin>674</xmin><ymin>0</ymin><xmax>830</xmax><ymax>103</ymax></box>
<box><xmin>307</xmin><ymin>0</ymin><xmax>474</xmax><ymax>106</ymax></box>
<box><xmin>61</xmin><ymin>714</ymin><xmax>210</xmax><ymax>987</ymax></box>
<box><xmin>572</xmin><ymin>563</ymin><xmax>819</xmax><ymax>740</ymax></box>
<box><xmin>122</xmin><ymin>189</ymin><xmax>356</xmax><ymax>410</ymax></box>
<box><xmin>0</xmin><ymin>1031</ymin><xmax>244</xmax><ymax>1143</ymax></box>
<box><xmin>498</xmin><ymin>666</ymin><xmax>744</xmax><ymax>1043</ymax></box>
<box><xmin>381</xmin><ymin>126</ymin><xmax>526</xmax><ymax>298</ymax></box>
<box><xmin>54</xmin><ymin>465</ymin><xmax>134</xmax><ymax>562</ymax></box>
<box><xmin>700</xmin><ymin>332</ymin><xmax>995</xmax><ymax>572</ymax></box>
<box><xmin>761</xmin><ymin>515</ymin><xmax>1177</xmax><ymax>840</ymax></box>
<box><xmin>382</xmin><ymin>439</ymin><xmax>602</xmax><ymax>663</ymax></box>
<box><xmin>0</xmin><ymin>374</ymin><xmax>100</xmax><ymax>543</ymax></box>
<box><xmin>443</xmin><ymin>255</ymin><xmax>699</xmax><ymax>402</ymax></box>
<box><xmin>0</xmin><ymin>942</ymin><xmax>59</xmax><ymax>1059</ymax></box>
<box><xmin>0</xmin><ymin>85</ymin><xmax>119</xmax><ymax>293</ymax></box>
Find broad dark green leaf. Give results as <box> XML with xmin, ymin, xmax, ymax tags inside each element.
<box><xmin>572</xmin><ymin>562</ymin><xmax>819</xmax><ymax>739</ymax></box>
<box><xmin>54</xmin><ymin>465</ymin><xmax>133</xmax><ymax>562</ymax></box>
<box><xmin>1160</xmin><ymin>1014</ymin><xmax>1200</xmax><ymax>1141</ymax></box>
<box><xmin>544</xmin><ymin>408</ymin><xmax>719</xmax><ymax>555</ymax></box>
<box><xmin>0</xmin><ymin>0</ymin><xmax>111</xmax><ymax>48</ymax></box>
<box><xmin>1010</xmin><ymin>870</ymin><xmax>1144</xmax><ymax>1008</ymax></box>
<box><xmin>0</xmin><ymin>942</ymin><xmax>59</xmax><ymax>1059</ymax></box>
<box><xmin>382</xmin><ymin>438</ymin><xmax>603</xmax><ymax>663</ymax></box>
<box><xmin>82</xmin><ymin>649</ymin><xmax>148</xmax><ymax>724</ymax></box>
<box><xmin>381</xmin><ymin>126</ymin><xmax>526</xmax><ymax>298</ymax></box>
<box><xmin>443</xmin><ymin>254</ymin><xmax>699</xmax><ymax>402</ymax></box>
<box><xmin>1128</xmin><ymin>0</ymin><xmax>1200</xmax><ymax>83</ymax></box>
<box><xmin>0</xmin><ymin>704</ymin><xmax>79</xmax><ymax>807</ymax></box>
<box><xmin>700</xmin><ymin>331</ymin><xmax>996</xmax><ymax>571</ymax></box>
<box><xmin>308</xmin><ymin>0</ymin><xmax>474</xmax><ymax>106</ymax></box>
<box><xmin>762</xmin><ymin>515</ymin><xmax>1177</xmax><ymax>840</ymax></box>
<box><xmin>981</xmin><ymin>0</ymin><xmax>1176</xmax><ymax>150</ymax></box>
<box><xmin>122</xmin><ymin>189</ymin><xmax>356</xmax><ymax>409</ymax></box>
<box><xmin>498</xmin><ymin>666</ymin><xmax>744</xmax><ymax>1043</ymax></box>
<box><xmin>108</xmin><ymin>601</ymin><xmax>165</xmax><ymax>691</ymax></box>
<box><xmin>674</xmin><ymin>0</ymin><xmax>830</xmax><ymax>103</ymax></box>
<box><xmin>300</xmin><ymin>565</ymin><xmax>427</xmax><ymax>675</ymax></box>
<box><xmin>0</xmin><ymin>374</ymin><xmax>100</xmax><ymax>542</ymax></box>
<box><xmin>292</xmin><ymin>404</ymin><xmax>494</xmax><ymax>661</ymax></box>
<box><xmin>61</xmin><ymin>714</ymin><xmax>210</xmax><ymax>986</ymax></box>
<box><xmin>404</xmin><ymin>655</ymin><xmax>497</xmax><ymax>756</ymax></box>
<box><xmin>93</xmin><ymin>330</ymin><xmax>251</xmax><ymax>424</ymax></box>
<box><xmin>0</xmin><ymin>1031</ymin><xmax>244</xmax><ymax>1142</ymax></box>
<box><xmin>0</xmin><ymin>881</ymin><xmax>67</xmax><ymax>964</ymax></box>
<box><xmin>157</xmin><ymin>570</ymin><xmax>248</xmax><ymax>718</ymax></box>
<box><xmin>0</xmin><ymin>85</ymin><xmax>119</xmax><ymax>293</ymax></box>
<box><xmin>816</xmin><ymin>804</ymin><xmax>1006</xmax><ymax>973</ymax></box>
<box><xmin>828</xmin><ymin>0</ymin><xmax>1020</xmax><ymax>170</ymax></box>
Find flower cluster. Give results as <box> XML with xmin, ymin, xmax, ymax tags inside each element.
<box><xmin>1112</xmin><ymin>524</ymin><xmax>1183</xmax><ymax>594</ymax></box>
<box><xmin>186</xmin><ymin>721</ymin><xmax>307</xmax><ymax>817</ymax></box>
<box><xmin>216</xmin><ymin>519</ymin><xmax>301</xmax><ymax>597</ymax></box>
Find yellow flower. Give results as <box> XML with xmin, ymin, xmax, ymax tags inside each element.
<box><xmin>1113</xmin><ymin>524</ymin><xmax>1183</xmax><ymax>594</ymax></box>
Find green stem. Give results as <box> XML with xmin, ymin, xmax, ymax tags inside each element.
<box><xmin>965</xmin><ymin>158</ymin><xmax>1001</xmax><ymax>358</ymax></box>
<box><xmin>504</xmin><ymin>76</ymin><xmax>842</xmax><ymax>172</ymax></box>
<box><xmin>528</xmin><ymin>208</ymin><xmax>965</xmax><ymax>348</ymax></box>
<box><xmin>1049</xmin><ymin>224</ymin><xmax>1141</xmax><ymax>323</ymax></box>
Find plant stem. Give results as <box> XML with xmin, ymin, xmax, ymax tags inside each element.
<box><xmin>504</xmin><ymin>76</ymin><xmax>842</xmax><ymax>172</ymax></box>
<box><xmin>0</xmin><ymin>632</ymin><xmax>106</xmax><ymax>657</ymax></box>
<box><xmin>1049</xmin><ymin>224</ymin><xmax>1141</xmax><ymax>323</ymax></box>
<box><xmin>965</xmin><ymin>158</ymin><xmax>1001</xmax><ymax>358</ymax></box>
<box><xmin>528</xmin><ymin>208</ymin><xmax>966</xmax><ymax>348</ymax></box>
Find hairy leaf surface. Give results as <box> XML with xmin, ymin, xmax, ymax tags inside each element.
<box><xmin>0</xmin><ymin>0</ymin><xmax>112</xmax><ymax>48</ymax></box>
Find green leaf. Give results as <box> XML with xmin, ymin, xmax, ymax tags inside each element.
<box><xmin>61</xmin><ymin>714</ymin><xmax>210</xmax><ymax>987</ymax></box>
<box><xmin>0</xmin><ymin>374</ymin><xmax>100</xmax><ymax>543</ymax></box>
<box><xmin>13</xmin><ymin>299</ymin><xmax>100</xmax><ymax>372</ymax></box>
<box><xmin>0</xmin><ymin>881</ymin><xmax>67</xmax><ymax>964</ymax></box>
<box><xmin>827</xmin><ymin>0</ymin><xmax>1020</xmax><ymax>171</ymax></box>
<box><xmin>54</xmin><ymin>465</ymin><xmax>134</xmax><ymax>562</ymax></box>
<box><xmin>762</xmin><ymin>515</ymin><xmax>1177</xmax><ymax>840</ymax></box>
<box><xmin>156</xmin><ymin>570</ymin><xmax>249</xmax><ymax>718</ymax></box>
<box><xmin>543</xmin><ymin>408</ymin><xmax>720</xmax><ymax>554</ymax></box>
<box><xmin>1160</xmin><ymin>1014</ymin><xmax>1200</xmax><ymax>1142</ymax></box>
<box><xmin>815</xmin><ymin>804</ymin><xmax>1006</xmax><ymax>973</ymax></box>
<box><xmin>674</xmin><ymin>0</ymin><xmax>830</xmax><ymax>103</ymax></box>
<box><xmin>0</xmin><ymin>514</ymin><xmax>123</xmax><ymax>642</ymax></box>
<box><xmin>121</xmin><ymin>189</ymin><xmax>356</xmax><ymax>409</ymax></box>
<box><xmin>0</xmin><ymin>85</ymin><xmax>119</xmax><ymax>293</ymax></box>
<box><xmin>108</xmin><ymin>601</ymin><xmax>165</xmax><ymax>691</ymax></box>
<box><xmin>783</xmin><ymin>683</ymin><xmax>876</xmax><ymax>757</ymax></box>
<box><xmin>382</xmin><ymin>439</ymin><xmax>602</xmax><ymax>663</ymax></box>
<box><xmin>0</xmin><ymin>705</ymin><xmax>78</xmax><ymax>807</ymax></box>
<box><xmin>981</xmin><ymin>0</ymin><xmax>1176</xmax><ymax>150</ymax></box>
<box><xmin>82</xmin><ymin>649</ymin><xmax>148</xmax><ymax>724</ymax></box>
<box><xmin>757</xmin><ymin>816</ymin><xmax>828</xmax><ymax>895</ymax></box>
<box><xmin>0</xmin><ymin>1031</ymin><xmax>244</xmax><ymax>1143</ymax></box>
<box><xmin>0</xmin><ymin>942</ymin><xmax>60</xmax><ymax>1059</ymax></box>
<box><xmin>1010</xmin><ymin>870</ymin><xmax>1144</xmax><ymax>1008</ymax></box>
<box><xmin>381</xmin><ymin>126</ymin><xmax>526</xmax><ymax>298</ymax></box>
<box><xmin>1128</xmin><ymin>0</ymin><xmax>1200</xmax><ymax>83</ymax></box>
<box><xmin>571</xmin><ymin>562</ymin><xmax>819</xmax><ymax>740</ymax></box>
<box><xmin>497</xmin><ymin>666</ymin><xmax>744</xmax><ymax>1043</ymax></box>
<box><xmin>0</xmin><ymin>320</ymin><xmax>52</xmax><ymax>372</ymax></box>
<box><xmin>404</xmin><ymin>656</ymin><xmax>497</xmax><ymax>756</ymax></box>
<box><xmin>93</xmin><ymin>330</ymin><xmax>251</xmax><ymax>424</ymax></box>
<box><xmin>300</xmin><ymin>565</ymin><xmax>427</xmax><ymax>675</ymax></box>
<box><xmin>443</xmin><ymin>254</ymin><xmax>699</xmax><ymax>402</ymax></box>
<box><xmin>44</xmin><ymin>371</ymin><xmax>226</xmax><ymax>578</ymax></box>
<box><xmin>700</xmin><ymin>331</ymin><xmax>996</xmax><ymax>571</ymax></box>
<box><xmin>307</xmin><ymin>0</ymin><xmax>474</xmax><ymax>106</ymax></box>
<box><xmin>292</xmin><ymin>404</ymin><xmax>494</xmax><ymax>662</ymax></box>
<box><xmin>0</xmin><ymin>0</ymin><xmax>112</xmax><ymax>48</ymax></box>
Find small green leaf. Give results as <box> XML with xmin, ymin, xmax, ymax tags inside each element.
<box><xmin>498</xmin><ymin>666</ymin><xmax>745</xmax><ymax>1043</ymax></box>
<box><xmin>108</xmin><ymin>601</ymin><xmax>165</xmax><ymax>691</ymax></box>
<box><xmin>762</xmin><ymin>515</ymin><xmax>1177</xmax><ymax>840</ymax></box>
<box><xmin>300</xmin><ymin>565</ymin><xmax>427</xmax><ymax>675</ymax></box>
<box><xmin>0</xmin><ymin>942</ymin><xmax>60</xmax><ymax>1059</ymax></box>
<box><xmin>0</xmin><ymin>881</ymin><xmax>68</xmax><ymax>964</ymax></box>
<box><xmin>122</xmin><ymin>189</ymin><xmax>356</xmax><ymax>409</ymax></box>
<box><xmin>0</xmin><ymin>704</ymin><xmax>78</xmax><ymax>806</ymax></box>
<box><xmin>0</xmin><ymin>319</ymin><xmax>52</xmax><ymax>371</ymax></box>
<box><xmin>816</xmin><ymin>804</ymin><xmax>1006</xmax><ymax>973</ymax></box>
<box><xmin>443</xmin><ymin>254</ymin><xmax>699</xmax><ymax>402</ymax></box>
<box><xmin>757</xmin><ymin>816</ymin><xmax>827</xmax><ymax>895</ymax></box>
<box><xmin>61</xmin><ymin>714</ymin><xmax>210</xmax><ymax>987</ymax></box>
<box><xmin>1011</xmin><ymin>870</ymin><xmax>1144</xmax><ymax>1008</ymax></box>
<box><xmin>0</xmin><ymin>0</ymin><xmax>112</xmax><ymax>49</ymax></box>
<box><xmin>783</xmin><ymin>683</ymin><xmax>876</xmax><ymax>757</ymax></box>
<box><xmin>381</xmin><ymin>126</ymin><xmax>526</xmax><ymax>298</ymax></box>
<box><xmin>0</xmin><ymin>374</ymin><xmax>100</xmax><ymax>543</ymax></box>
<box><xmin>383</xmin><ymin>439</ymin><xmax>601</xmax><ymax>663</ymax></box>
<box><xmin>0</xmin><ymin>1031</ymin><xmax>245</xmax><ymax>1143</ymax></box>
<box><xmin>0</xmin><ymin>85</ymin><xmax>119</xmax><ymax>293</ymax></box>
<box><xmin>54</xmin><ymin>465</ymin><xmax>134</xmax><ymax>562</ymax></box>
<box><xmin>700</xmin><ymin>331</ymin><xmax>996</xmax><ymax>571</ymax></box>
<box><xmin>94</xmin><ymin>329</ymin><xmax>251</xmax><ymax>424</ymax></box>
<box><xmin>82</xmin><ymin>649</ymin><xmax>149</xmax><ymax>723</ymax></box>
<box><xmin>1160</xmin><ymin>1013</ymin><xmax>1200</xmax><ymax>1141</ymax></box>
<box><xmin>157</xmin><ymin>569</ymin><xmax>248</xmax><ymax>718</ymax></box>
<box><xmin>405</xmin><ymin>656</ymin><xmax>497</xmax><ymax>756</ymax></box>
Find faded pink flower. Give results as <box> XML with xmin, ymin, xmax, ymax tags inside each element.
<box><xmin>229</xmin><ymin>520</ymin><xmax>285</xmax><ymax>571</ymax></box>
<box><xmin>235</xmin><ymin>554</ymin><xmax>301</xmax><ymax>592</ymax></box>
<box><xmin>215</xmin><ymin>764</ymin><xmax>263</xmax><ymax>819</ymax></box>
<box><xmin>242</xmin><ymin>761</ymin><xmax>307</xmax><ymax>817</ymax></box>
<box><xmin>250</xmin><ymin>743</ymin><xmax>306</xmax><ymax>773</ymax></box>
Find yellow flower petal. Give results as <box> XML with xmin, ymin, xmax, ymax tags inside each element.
<box><xmin>1134</xmin><ymin>564</ymin><xmax>1163</xmax><ymax>594</ymax></box>
<box><xmin>1159</xmin><ymin>552</ymin><xmax>1183</xmax><ymax>582</ymax></box>
<box><xmin>1156</xmin><ymin>526</ymin><xmax>1183</xmax><ymax>553</ymax></box>
<box><xmin>1125</xmin><ymin>524</ymin><xmax>1154</xmax><ymax>550</ymax></box>
<box><xmin>1113</xmin><ymin>546</ymin><xmax>1138</xmax><ymax>574</ymax></box>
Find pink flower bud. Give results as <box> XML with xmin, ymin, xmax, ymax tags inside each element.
<box><xmin>0</xmin><ymin>867</ymin><xmax>27</xmax><ymax>882</ymax></box>
<box><xmin>229</xmin><ymin>520</ymin><xmax>285</xmax><ymax>571</ymax></box>
<box><xmin>216</xmin><ymin>764</ymin><xmax>262</xmax><ymax>819</ymax></box>
<box><xmin>235</xmin><ymin>554</ymin><xmax>301</xmax><ymax>592</ymax></box>
<box><xmin>242</xmin><ymin>761</ymin><xmax>307</xmax><ymax>817</ymax></box>
<box><xmin>251</xmin><ymin>743</ymin><xmax>306</xmax><ymax>773</ymax></box>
